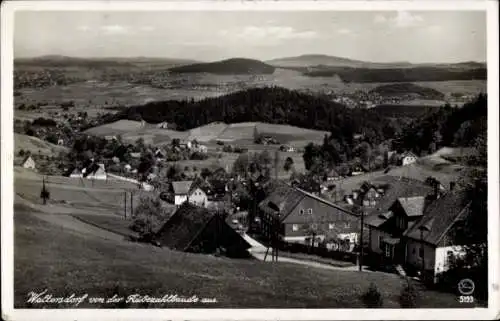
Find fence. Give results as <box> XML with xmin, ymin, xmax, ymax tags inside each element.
<box><xmin>278</xmin><ymin>241</ymin><xmax>359</xmax><ymax>264</ymax></box>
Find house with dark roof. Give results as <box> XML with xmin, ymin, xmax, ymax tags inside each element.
<box><xmin>84</xmin><ymin>163</ymin><xmax>107</xmax><ymax>180</ymax></box>
<box><xmin>365</xmin><ymin>183</ymin><xmax>472</xmax><ymax>282</ymax></box>
<box><xmin>258</xmin><ymin>183</ymin><xmax>359</xmax><ymax>245</ymax></box>
<box><xmin>399</xmin><ymin>151</ymin><xmax>418</xmax><ymax>166</ymax></box>
<box><xmin>154</xmin><ymin>203</ymin><xmax>251</xmax><ymax>257</ymax></box>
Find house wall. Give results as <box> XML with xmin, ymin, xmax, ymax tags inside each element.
<box><xmin>406</xmin><ymin>239</ymin><xmax>436</xmax><ymax>271</ymax></box>
<box><xmin>368</xmin><ymin>228</ymin><xmax>392</xmax><ymax>254</ymax></box>
<box><xmin>402</xmin><ymin>156</ymin><xmax>417</xmax><ymax>166</ymax></box>
<box><xmin>434</xmin><ymin>245</ymin><xmax>467</xmax><ymax>276</ymax></box>
<box><xmin>86</xmin><ymin>172</ymin><xmax>107</xmax><ymax>180</ymax></box>
<box><xmin>283</xmin><ymin>195</ymin><xmax>359</xmax><ymax>238</ymax></box>
<box><xmin>175</xmin><ymin>194</ymin><xmax>188</xmax><ymax>205</ymax></box>
<box><xmin>23</xmin><ymin>158</ymin><xmax>35</xmax><ymax>169</ymax></box>
<box><xmin>189</xmin><ymin>188</ymin><xmax>208</xmax><ymax>207</ymax></box>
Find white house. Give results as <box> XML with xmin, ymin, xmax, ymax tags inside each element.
<box><xmin>366</xmin><ymin>185</ymin><xmax>473</xmax><ymax>283</ymax></box>
<box><xmin>69</xmin><ymin>168</ymin><xmax>83</xmax><ymax>178</ymax></box>
<box><xmin>57</xmin><ymin>139</ymin><xmax>64</xmax><ymax>146</ymax></box>
<box><xmin>172</xmin><ymin>180</ymin><xmax>193</xmax><ymax>206</ymax></box>
<box><xmin>400</xmin><ymin>151</ymin><xmax>418</xmax><ymax>166</ymax></box>
<box><xmin>86</xmin><ymin>163</ymin><xmax>107</xmax><ymax>180</ymax></box>
<box><xmin>188</xmin><ymin>186</ymin><xmax>208</xmax><ymax>207</ymax></box>
<box><xmin>124</xmin><ymin>164</ymin><xmax>132</xmax><ymax>172</ymax></box>
<box><xmin>22</xmin><ymin>156</ymin><xmax>36</xmax><ymax>170</ymax></box>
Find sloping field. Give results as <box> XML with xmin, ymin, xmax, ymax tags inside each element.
<box><xmin>84</xmin><ymin>120</ymin><xmax>144</xmax><ymax>137</ymax></box>
<box><xmin>14</xmin><ymin>205</ymin><xmax>468</xmax><ymax>308</ymax></box>
<box><xmin>187</xmin><ymin>122</ymin><xmax>229</xmax><ymax>142</ymax></box>
<box><xmin>14</xmin><ymin>168</ymin><xmax>142</xmax><ymax>216</ymax></box>
<box><xmin>14</xmin><ymin>133</ymin><xmax>68</xmax><ymax>156</ymax></box>
<box><xmin>217</xmin><ymin>122</ymin><xmax>257</xmax><ymax>141</ymax></box>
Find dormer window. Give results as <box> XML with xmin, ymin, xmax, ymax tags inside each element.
<box><xmin>308</xmin><ymin>208</ymin><xmax>313</xmax><ymax>215</ymax></box>
<box><xmin>299</xmin><ymin>209</ymin><xmax>305</xmax><ymax>215</ymax></box>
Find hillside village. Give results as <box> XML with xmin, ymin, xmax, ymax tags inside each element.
<box><xmin>10</xmin><ymin>32</ymin><xmax>489</xmax><ymax>309</ymax></box>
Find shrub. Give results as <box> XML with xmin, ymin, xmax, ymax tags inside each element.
<box><xmin>222</xmin><ymin>145</ymin><xmax>233</xmax><ymax>153</ymax></box>
<box><xmin>399</xmin><ymin>280</ymin><xmax>420</xmax><ymax>308</ymax></box>
<box><xmin>361</xmin><ymin>282</ymin><xmax>383</xmax><ymax>308</ymax></box>
<box><xmin>130</xmin><ymin>196</ymin><xmax>172</xmax><ymax>237</ymax></box>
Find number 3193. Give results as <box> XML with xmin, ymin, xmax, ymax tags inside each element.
<box><xmin>459</xmin><ymin>295</ymin><xmax>474</xmax><ymax>303</ymax></box>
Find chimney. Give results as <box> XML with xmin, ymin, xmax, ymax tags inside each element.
<box><xmin>449</xmin><ymin>181</ymin><xmax>456</xmax><ymax>191</ymax></box>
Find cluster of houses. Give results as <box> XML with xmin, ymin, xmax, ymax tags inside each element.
<box><xmin>67</xmin><ymin>162</ymin><xmax>108</xmax><ymax>180</ymax></box>
<box><xmin>169</xmin><ymin>177</ymin><xmax>228</xmax><ymax>209</ymax></box>
<box><xmin>257</xmin><ymin>174</ymin><xmax>474</xmax><ymax>283</ymax></box>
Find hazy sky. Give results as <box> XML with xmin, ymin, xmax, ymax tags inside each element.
<box><xmin>14</xmin><ymin>10</ymin><xmax>486</xmax><ymax>63</ymax></box>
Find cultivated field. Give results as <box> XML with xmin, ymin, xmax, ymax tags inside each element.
<box><xmin>14</xmin><ymin>63</ymin><xmax>486</xmax><ymax>110</ymax></box>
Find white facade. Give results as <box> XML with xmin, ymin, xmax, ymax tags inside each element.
<box><xmin>434</xmin><ymin>245</ymin><xmax>467</xmax><ymax>276</ymax></box>
<box><xmin>22</xmin><ymin>156</ymin><xmax>36</xmax><ymax>170</ymax></box>
<box><xmin>402</xmin><ymin>155</ymin><xmax>417</xmax><ymax>166</ymax></box>
<box><xmin>189</xmin><ymin>187</ymin><xmax>208</xmax><ymax>207</ymax></box>
<box><xmin>87</xmin><ymin>164</ymin><xmax>107</xmax><ymax>180</ymax></box>
<box><xmin>175</xmin><ymin>194</ymin><xmax>188</xmax><ymax>206</ymax></box>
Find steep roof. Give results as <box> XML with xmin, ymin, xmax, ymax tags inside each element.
<box><xmin>259</xmin><ymin>182</ymin><xmax>355</xmax><ymax>222</ymax></box>
<box><xmin>404</xmin><ymin>190</ymin><xmax>471</xmax><ymax>245</ymax></box>
<box><xmin>401</xmin><ymin>151</ymin><xmax>418</xmax><ymax>159</ymax></box>
<box><xmin>364</xmin><ymin>177</ymin><xmax>433</xmax><ymax>227</ymax></box>
<box><xmin>172</xmin><ymin>180</ymin><xmax>193</xmax><ymax>195</ymax></box>
<box><xmin>397</xmin><ymin>196</ymin><xmax>427</xmax><ymax>217</ymax></box>
<box><xmin>154</xmin><ymin>203</ymin><xmax>216</xmax><ymax>251</ymax></box>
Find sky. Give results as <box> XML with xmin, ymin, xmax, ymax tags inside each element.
<box><xmin>14</xmin><ymin>10</ymin><xmax>486</xmax><ymax>63</ymax></box>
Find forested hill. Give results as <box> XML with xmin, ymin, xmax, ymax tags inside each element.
<box><xmin>303</xmin><ymin>66</ymin><xmax>487</xmax><ymax>83</ymax></box>
<box><xmin>370</xmin><ymin>83</ymin><xmax>445</xmax><ymax>100</ymax></box>
<box><xmin>108</xmin><ymin>86</ymin><xmax>392</xmax><ymax>144</ymax></box>
<box><xmin>169</xmin><ymin>58</ymin><xmax>275</xmax><ymax>75</ymax></box>
<box><xmin>394</xmin><ymin>93</ymin><xmax>487</xmax><ymax>155</ymax></box>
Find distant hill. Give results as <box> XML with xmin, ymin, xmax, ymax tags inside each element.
<box><xmin>303</xmin><ymin>66</ymin><xmax>487</xmax><ymax>83</ymax></box>
<box><xmin>266</xmin><ymin>54</ymin><xmax>413</xmax><ymax>69</ymax></box>
<box><xmin>266</xmin><ymin>54</ymin><xmax>486</xmax><ymax>70</ymax></box>
<box><xmin>370</xmin><ymin>83</ymin><xmax>445</xmax><ymax>100</ymax></box>
<box><xmin>14</xmin><ymin>55</ymin><xmax>198</xmax><ymax>68</ymax></box>
<box><xmin>169</xmin><ymin>58</ymin><xmax>275</xmax><ymax>75</ymax></box>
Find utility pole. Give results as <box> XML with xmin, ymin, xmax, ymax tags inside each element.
<box><xmin>359</xmin><ymin>209</ymin><xmax>365</xmax><ymax>272</ymax></box>
<box><xmin>130</xmin><ymin>191</ymin><xmax>134</xmax><ymax>218</ymax></box>
<box><xmin>124</xmin><ymin>191</ymin><xmax>127</xmax><ymax>219</ymax></box>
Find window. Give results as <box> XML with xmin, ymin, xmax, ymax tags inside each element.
<box><xmin>379</xmin><ymin>236</ymin><xmax>384</xmax><ymax>250</ymax></box>
<box><xmin>412</xmin><ymin>248</ymin><xmax>416</xmax><ymax>254</ymax></box>
<box><xmin>370</xmin><ymin>199</ymin><xmax>376</xmax><ymax>206</ymax></box>
<box><xmin>344</xmin><ymin>222</ymin><xmax>350</xmax><ymax>228</ymax></box>
<box><xmin>308</xmin><ymin>208</ymin><xmax>313</xmax><ymax>215</ymax></box>
<box><xmin>328</xmin><ymin>223</ymin><xmax>335</xmax><ymax>230</ymax></box>
<box><xmin>292</xmin><ymin>224</ymin><xmax>300</xmax><ymax>231</ymax></box>
<box><xmin>419</xmin><ymin>248</ymin><xmax>424</xmax><ymax>258</ymax></box>
<box><xmin>299</xmin><ymin>209</ymin><xmax>305</xmax><ymax>215</ymax></box>
<box><xmin>385</xmin><ymin>244</ymin><xmax>392</xmax><ymax>258</ymax></box>
<box><xmin>311</xmin><ymin>223</ymin><xmax>318</xmax><ymax>229</ymax></box>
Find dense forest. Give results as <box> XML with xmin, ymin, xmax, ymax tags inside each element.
<box><xmin>109</xmin><ymin>86</ymin><xmax>395</xmax><ymax>143</ymax></box>
<box><xmin>393</xmin><ymin>93</ymin><xmax>487</xmax><ymax>155</ymax></box>
<box><xmin>169</xmin><ymin>58</ymin><xmax>275</xmax><ymax>75</ymax></box>
<box><xmin>303</xmin><ymin>66</ymin><xmax>487</xmax><ymax>83</ymax></box>
<box><xmin>369</xmin><ymin>83</ymin><xmax>445</xmax><ymax>100</ymax></box>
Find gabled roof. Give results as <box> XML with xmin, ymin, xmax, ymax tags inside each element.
<box><xmin>172</xmin><ymin>180</ymin><xmax>193</xmax><ymax>195</ymax></box>
<box><xmin>364</xmin><ymin>177</ymin><xmax>433</xmax><ymax>227</ymax></box>
<box><xmin>401</xmin><ymin>151</ymin><xmax>418</xmax><ymax>159</ymax></box>
<box><xmin>154</xmin><ymin>203</ymin><xmax>216</xmax><ymax>251</ymax></box>
<box><xmin>259</xmin><ymin>182</ymin><xmax>356</xmax><ymax>223</ymax></box>
<box><xmin>404</xmin><ymin>190</ymin><xmax>471</xmax><ymax>245</ymax></box>
<box><xmin>397</xmin><ymin>196</ymin><xmax>426</xmax><ymax>217</ymax></box>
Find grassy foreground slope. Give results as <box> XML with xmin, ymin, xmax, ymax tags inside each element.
<box><xmin>14</xmin><ymin>205</ymin><xmax>468</xmax><ymax>308</ymax></box>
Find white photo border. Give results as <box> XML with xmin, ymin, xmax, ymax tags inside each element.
<box><xmin>1</xmin><ymin>1</ymin><xmax>499</xmax><ymax>320</ymax></box>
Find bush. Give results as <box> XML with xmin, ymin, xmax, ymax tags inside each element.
<box><xmin>190</xmin><ymin>152</ymin><xmax>209</xmax><ymax>160</ymax></box>
<box><xmin>130</xmin><ymin>196</ymin><xmax>172</xmax><ymax>237</ymax></box>
<box><xmin>222</xmin><ymin>145</ymin><xmax>233</xmax><ymax>153</ymax></box>
<box><xmin>399</xmin><ymin>280</ymin><xmax>420</xmax><ymax>308</ymax></box>
<box><xmin>361</xmin><ymin>282</ymin><xmax>383</xmax><ymax>308</ymax></box>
